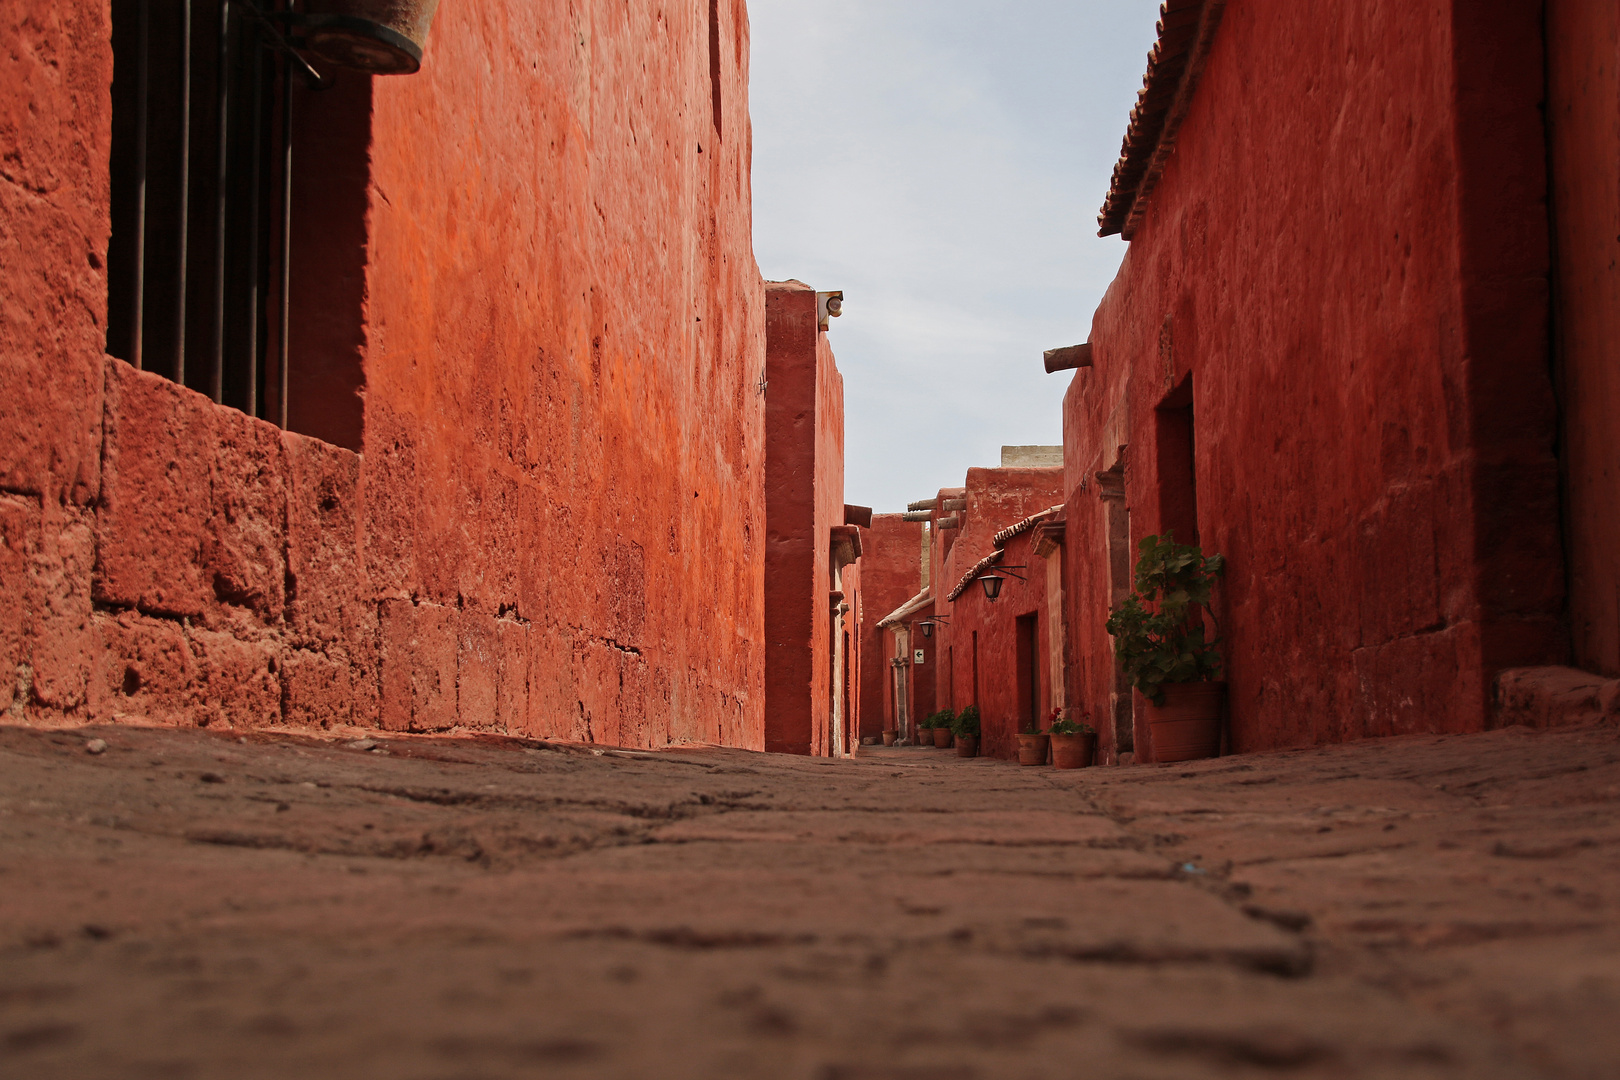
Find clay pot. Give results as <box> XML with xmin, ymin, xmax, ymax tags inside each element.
<box><xmin>1050</xmin><ymin>732</ymin><xmax>1096</xmax><ymax>769</ymax></box>
<box><xmin>1146</xmin><ymin>681</ymin><xmax>1226</xmax><ymax>762</ymax></box>
<box><xmin>882</xmin><ymin>730</ymin><xmax>897</xmax><ymax>747</ymax></box>
<box><xmin>304</xmin><ymin>0</ymin><xmax>442</xmax><ymax>74</ymax></box>
<box><xmin>955</xmin><ymin>735</ymin><xmax>978</xmax><ymax>758</ymax></box>
<box><xmin>932</xmin><ymin>726</ymin><xmax>954</xmax><ymax>749</ymax></box>
<box><xmin>1016</xmin><ymin>733</ymin><xmax>1050</xmax><ymax>767</ymax></box>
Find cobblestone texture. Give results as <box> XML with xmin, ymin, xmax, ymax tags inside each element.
<box><xmin>0</xmin><ymin>723</ymin><xmax>1616</xmax><ymax>1078</ymax></box>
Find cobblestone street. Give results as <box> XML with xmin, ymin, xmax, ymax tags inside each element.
<box><xmin>2</xmin><ymin>722</ymin><xmax>1617</xmax><ymax>1078</ymax></box>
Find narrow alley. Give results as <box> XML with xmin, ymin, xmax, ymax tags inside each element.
<box><xmin>2</xmin><ymin>721</ymin><xmax>1616</xmax><ymax>1079</ymax></box>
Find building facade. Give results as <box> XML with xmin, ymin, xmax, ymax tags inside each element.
<box><xmin>1</xmin><ymin>0</ymin><xmax>783</xmax><ymax>747</ymax></box>
<box><xmin>1057</xmin><ymin>0</ymin><xmax>1614</xmax><ymax>763</ymax></box>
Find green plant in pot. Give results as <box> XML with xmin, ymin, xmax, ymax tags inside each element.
<box><xmin>1016</xmin><ymin>713</ymin><xmax>1050</xmax><ymax>767</ymax></box>
<box><xmin>1105</xmin><ymin>532</ymin><xmax>1227</xmax><ymax>762</ymax></box>
<box><xmin>1047</xmin><ymin>708</ymin><xmax>1097</xmax><ymax>770</ymax></box>
<box><xmin>952</xmin><ymin>706</ymin><xmax>980</xmax><ymax>758</ymax></box>
<box><xmin>928</xmin><ymin>709</ymin><xmax>955</xmax><ymax>749</ymax></box>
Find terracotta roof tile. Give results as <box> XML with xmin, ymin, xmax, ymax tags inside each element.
<box><xmin>1098</xmin><ymin>0</ymin><xmax>1226</xmax><ymax>239</ymax></box>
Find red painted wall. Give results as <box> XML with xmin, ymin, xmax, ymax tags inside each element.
<box><xmin>0</xmin><ymin>0</ymin><xmax>770</xmax><ymax>748</ymax></box>
<box><xmin>932</xmin><ymin>467</ymin><xmax>1064</xmax><ymax>752</ymax></box>
<box><xmin>1548</xmin><ymin>0</ymin><xmax>1620</xmax><ymax>679</ymax></box>
<box><xmin>851</xmin><ymin>514</ymin><xmax>924</xmax><ymax>740</ymax></box>
<box><xmin>763</xmin><ymin>281</ymin><xmax>845</xmax><ymax>755</ymax></box>
<box><xmin>1062</xmin><ymin>0</ymin><xmax>1565</xmax><ymax>762</ymax></box>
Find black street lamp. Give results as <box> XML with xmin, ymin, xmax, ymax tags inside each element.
<box><xmin>978</xmin><ymin>566</ymin><xmax>1028</xmax><ymax>602</ymax></box>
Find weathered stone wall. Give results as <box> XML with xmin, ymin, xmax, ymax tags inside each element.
<box><xmin>851</xmin><ymin>514</ymin><xmax>924</xmax><ymax>740</ymax></box>
<box><xmin>932</xmin><ymin>467</ymin><xmax>1064</xmax><ymax>755</ymax></box>
<box><xmin>0</xmin><ymin>0</ymin><xmax>769</xmax><ymax>747</ymax></box>
<box><xmin>1062</xmin><ymin>0</ymin><xmax>1565</xmax><ymax>760</ymax></box>
<box><xmin>763</xmin><ymin>281</ymin><xmax>845</xmax><ymax>755</ymax></box>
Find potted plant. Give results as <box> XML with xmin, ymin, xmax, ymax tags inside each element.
<box><xmin>1048</xmin><ymin>710</ymin><xmax>1097</xmax><ymax>770</ymax></box>
<box><xmin>931</xmin><ymin>710</ymin><xmax>956</xmax><ymax>749</ymax></box>
<box><xmin>303</xmin><ymin>0</ymin><xmax>442</xmax><ymax>75</ymax></box>
<box><xmin>1016</xmin><ymin>715</ymin><xmax>1050</xmax><ymax>767</ymax></box>
<box><xmin>882</xmin><ymin>729</ymin><xmax>898</xmax><ymax>747</ymax></box>
<box><xmin>952</xmin><ymin>706</ymin><xmax>980</xmax><ymax>757</ymax></box>
<box><xmin>1105</xmin><ymin>532</ymin><xmax>1228</xmax><ymax>762</ymax></box>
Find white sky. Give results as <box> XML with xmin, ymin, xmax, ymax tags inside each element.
<box><xmin>748</xmin><ymin>0</ymin><xmax>1164</xmax><ymax>513</ymax></box>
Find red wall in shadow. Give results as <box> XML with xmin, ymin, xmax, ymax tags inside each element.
<box><xmin>1062</xmin><ymin>0</ymin><xmax>1565</xmax><ymax>761</ymax></box>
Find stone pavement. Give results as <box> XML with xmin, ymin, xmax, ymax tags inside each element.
<box><xmin>1</xmin><ymin>722</ymin><xmax>1617</xmax><ymax>1079</ymax></box>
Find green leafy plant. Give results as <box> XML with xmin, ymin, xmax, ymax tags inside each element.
<box><xmin>919</xmin><ymin>709</ymin><xmax>952</xmax><ymax>731</ymax></box>
<box><xmin>1048</xmin><ymin>717</ymin><xmax>1095</xmax><ymax>736</ymax></box>
<box><xmin>1105</xmin><ymin>531</ymin><xmax>1227</xmax><ymax>706</ymax></box>
<box><xmin>951</xmin><ymin>705</ymin><xmax>980</xmax><ymax>737</ymax></box>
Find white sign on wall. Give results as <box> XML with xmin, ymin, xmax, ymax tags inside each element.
<box><xmin>914</xmin><ymin>650</ymin><xmax>925</xmax><ymax>664</ymax></box>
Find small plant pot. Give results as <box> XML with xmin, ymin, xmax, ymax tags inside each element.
<box><xmin>882</xmin><ymin>730</ymin><xmax>897</xmax><ymax>747</ymax></box>
<box><xmin>1050</xmin><ymin>732</ymin><xmax>1096</xmax><ymax>769</ymax></box>
<box><xmin>1146</xmin><ymin>681</ymin><xmax>1226</xmax><ymax>762</ymax></box>
<box><xmin>1016</xmin><ymin>733</ymin><xmax>1050</xmax><ymax>766</ymax></box>
<box><xmin>955</xmin><ymin>735</ymin><xmax>978</xmax><ymax>757</ymax></box>
<box><xmin>933</xmin><ymin>727</ymin><xmax>954</xmax><ymax>749</ymax></box>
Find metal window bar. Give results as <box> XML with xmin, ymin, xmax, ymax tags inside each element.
<box><xmin>107</xmin><ymin>0</ymin><xmax>322</xmax><ymax>427</ymax></box>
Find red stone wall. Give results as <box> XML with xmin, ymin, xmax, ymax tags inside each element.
<box><xmin>1548</xmin><ymin>0</ymin><xmax>1620</xmax><ymax>679</ymax></box>
<box><xmin>1062</xmin><ymin>0</ymin><xmax>1565</xmax><ymax>761</ymax></box>
<box><xmin>945</xmin><ymin>529</ymin><xmax>1050</xmax><ymax>761</ymax></box>
<box><xmin>0</xmin><ymin>0</ymin><xmax>770</xmax><ymax>747</ymax></box>
<box><xmin>851</xmin><ymin>514</ymin><xmax>924</xmax><ymax>740</ymax></box>
<box><xmin>932</xmin><ymin>467</ymin><xmax>1064</xmax><ymax>748</ymax></box>
<box><xmin>763</xmin><ymin>281</ymin><xmax>845</xmax><ymax>755</ymax></box>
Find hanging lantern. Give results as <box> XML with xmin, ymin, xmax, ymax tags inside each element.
<box><xmin>919</xmin><ymin>621</ymin><xmax>934</xmax><ymax>638</ymax></box>
<box><xmin>303</xmin><ymin>0</ymin><xmax>441</xmax><ymax>75</ymax></box>
<box><xmin>978</xmin><ymin>574</ymin><xmax>1004</xmax><ymax>601</ymax></box>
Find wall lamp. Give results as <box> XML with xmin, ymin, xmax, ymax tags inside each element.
<box><xmin>917</xmin><ymin>614</ymin><xmax>949</xmax><ymax>637</ymax></box>
<box><xmin>977</xmin><ymin>566</ymin><xmax>1028</xmax><ymax>602</ymax></box>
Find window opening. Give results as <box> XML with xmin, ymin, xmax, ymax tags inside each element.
<box><xmin>1155</xmin><ymin>374</ymin><xmax>1198</xmax><ymax>546</ymax></box>
<box><xmin>107</xmin><ymin>0</ymin><xmax>369</xmax><ymax>449</ymax></box>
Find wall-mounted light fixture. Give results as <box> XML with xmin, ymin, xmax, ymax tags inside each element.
<box><xmin>978</xmin><ymin>565</ymin><xmax>1028</xmax><ymax>602</ymax></box>
<box><xmin>817</xmin><ymin>291</ymin><xmax>844</xmax><ymax>331</ymax></box>
<box><xmin>917</xmin><ymin>613</ymin><xmax>949</xmax><ymax>637</ymax></box>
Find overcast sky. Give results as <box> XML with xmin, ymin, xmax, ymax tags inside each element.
<box><xmin>748</xmin><ymin>0</ymin><xmax>1163</xmax><ymax>514</ymax></box>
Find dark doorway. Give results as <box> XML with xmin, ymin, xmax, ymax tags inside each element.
<box><xmin>1015</xmin><ymin>613</ymin><xmax>1038</xmax><ymax>730</ymax></box>
<box><xmin>1155</xmin><ymin>374</ymin><xmax>1198</xmax><ymax>547</ymax></box>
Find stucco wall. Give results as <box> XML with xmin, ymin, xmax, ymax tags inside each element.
<box><xmin>932</xmin><ymin>467</ymin><xmax>1064</xmax><ymax>747</ymax></box>
<box><xmin>1548</xmin><ymin>0</ymin><xmax>1620</xmax><ymax>678</ymax></box>
<box><xmin>763</xmin><ymin>281</ymin><xmax>844</xmax><ymax>755</ymax></box>
<box><xmin>852</xmin><ymin>514</ymin><xmax>923</xmax><ymax>739</ymax></box>
<box><xmin>1062</xmin><ymin>0</ymin><xmax>1565</xmax><ymax>761</ymax></box>
<box><xmin>0</xmin><ymin>0</ymin><xmax>769</xmax><ymax>747</ymax></box>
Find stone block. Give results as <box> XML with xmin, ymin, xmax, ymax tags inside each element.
<box><xmin>89</xmin><ymin>611</ymin><xmax>196</xmax><ymax>725</ymax></box>
<box><xmin>187</xmin><ymin>626</ymin><xmax>282</xmax><ymax>729</ymax></box>
<box><xmin>26</xmin><ymin>504</ymin><xmax>94</xmax><ymax>711</ymax></box>
<box><xmin>0</xmin><ymin>495</ymin><xmax>37</xmax><ymax>714</ymax></box>
<box><xmin>494</xmin><ymin>618</ymin><xmax>529</xmax><ymax>733</ymax></box>
<box><xmin>1494</xmin><ymin>665</ymin><xmax>1620</xmax><ymax>729</ymax></box>
<box><xmin>456</xmin><ymin>607</ymin><xmax>498</xmax><ymax>729</ymax></box>
<box><xmin>284</xmin><ymin>431</ymin><xmax>363</xmax><ymax>647</ymax></box>
<box><xmin>281</xmin><ymin>648</ymin><xmax>356</xmax><ymax>730</ymax></box>
<box><xmin>203</xmin><ymin>405</ymin><xmax>287</xmax><ymax>617</ymax></box>
<box><xmin>95</xmin><ymin>359</ymin><xmax>213</xmax><ymax>617</ymax></box>
<box><xmin>379</xmin><ymin>598</ymin><xmax>456</xmax><ymax>732</ymax></box>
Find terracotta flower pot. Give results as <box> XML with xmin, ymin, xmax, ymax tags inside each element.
<box><xmin>1016</xmin><ymin>733</ymin><xmax>1050</xmax><ymax>766</ymax></box>
<box><xmin>933</xmin><ymin>726</ymin><xmax>954</xmax><ymax>749</ymax></box>
<box><xmin>304</xmin><ymin>0</ymin><xmax>442</xmax><ymax>74</ymax></box>
<box><xmin>1050</xmin><ymin>732</ymin><xmax>1096</xmax><ymax>769</ymax></box>
<box><xmin>955</xmin><ymin>734</ymin><xmax>978</xmax><ymax>757</ymax></box>
<box><xmin>1146</xmin><ymin>681</ymin><xmax>1226</xmax><ymax>762</ymax></box>
<box><xmin>882</xmin><ymin>730</ymin><xmax>897</xmax><ymax>747</ymax></box>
